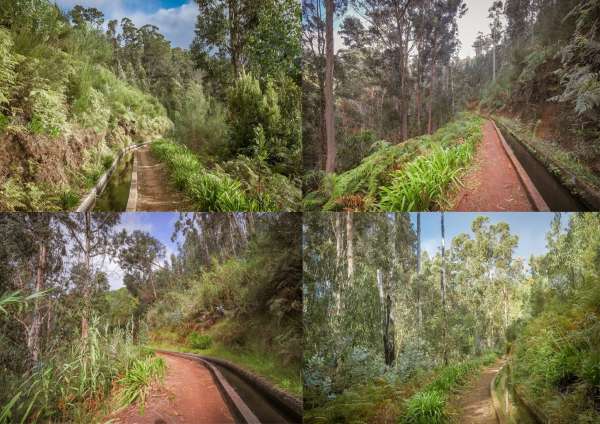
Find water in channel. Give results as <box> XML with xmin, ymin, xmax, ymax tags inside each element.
<box><xmin>493</xmin><ymin>365</ymin><xmax>540</xmax><ymax>424</ymax></box>
<box><xmin>215</xmin><ymin>364</ymin><xmax>298</xmax><ymax>424</ymax></box>
<box><xmin>93</xmin><ymin>152</ymin><xmax>133</xmax><ymax>211</ymax></box>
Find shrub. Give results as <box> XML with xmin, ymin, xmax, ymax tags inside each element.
<box><xmin>188</xmin><ymin>332</ymin><xmax>212</xmax><ymax>350</ymax></box>
<box><xmin>403</xmin><ymin>390</ymin><xmax>447</xmax><ymax>424</ymax></box>
<box><xmin>118</xmin><ymin>356</ymin><xmax>166</xmax><ymax>412</ymax></box>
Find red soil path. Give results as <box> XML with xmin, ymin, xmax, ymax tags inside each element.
<box><xmin>454</xmin><ymin>360</ymin><xmax>504</xmax><ymax>424</ymax></box>
<box><xmin>454</xmin><ymin>120</ymin><xmax>534</xmax><ymax>211</ymax></box>
<box><xmin>135</xmin><ymin>145</ymin><xmax>191</xmax><ymax>211</ymax></box>
<box><xmin>110</xmin><ymin>353</ymin><xmax>235</xmax><ymax>424</ymax></box>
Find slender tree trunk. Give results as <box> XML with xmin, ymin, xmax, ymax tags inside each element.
<box><xmin>377</xmin><ymin>269</ymin><xmax>395</xmax><ymax>366</ymax></box>
<box><xmin>81</xmin><ymin>212</ymin><xmax>91</xmax><ymax>340</ymax></box>
<box><xmin>428</xmin><ymin>45</ymin><xmax>437</xmax><ymax>134</ymax></box>
<box><xmin>346</xmin><ymin>212</ymin><xmax>354</xmax><ymax>280</ymax></box>
<box><xmin>334</xmin><ymin>214</ymin><xmax>344</xmax><ymax>315</ymax></box>
<box><xmin>27</xmin><ymin>240</ymin><xmax>47</xmax><ymax>366</ymax></box>
<box><xmin>440</xmin><ymin>212</ymin><xmax>448</xmax><ymax>365</ymax></box>
<box><xmin>492</xmin><ymin>43</ymin><xmax>496</xmax><ymax>81</ymax></box>
<box><xmin>229</xmin><ymin>0</ymin><xmax>240</xmax><ymax>77</ymax></box>
<box><xmin>416</xmin><ymin>213</ymin><xmax>422</xmax><ymax>331</ymax></box>
<box><xmin>324</xmin><ymin>0</ymin><xmax>336</xmax><ymax>172</ymax></box>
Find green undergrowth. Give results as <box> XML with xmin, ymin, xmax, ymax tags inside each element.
<box><xmin>116</xmin><ymin>356</ymin><xmax>166</xmax><ymax>415</ymax></box>
<box><xmin>304</xmin><ymin>352</ymin><xmax>498</xmax><ymax>424</ymax></box>
<box><xmin>149</xmin><ymin>319</ymin><xmax>302</xmax><ymax>397</ymax></box>
<box><xmin>304</xmin><ymin>113</ymin><xmax>484</xmax><ymax>211</ymax></box>
<box><xmin>511</xmin><ymin>277</ymin><xmax>600</xmax><ymax>423</ymax></box>
<box><xmin>152</xmin><ymin>139</ymin><xmax>300</xmax><ymax>211</ymax></box>
<box><xmin>494</xmin><ymin>115</ymin><xmax>600</xmax><ymax>191</ymax></box>
<box><xmin>0</xmin><ymin>318</ymin><xmax>160</xmax><ymax>424</ymax></box>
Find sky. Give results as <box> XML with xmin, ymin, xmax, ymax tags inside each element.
<box><xmin>101</xmin><ymin>212</ymin><xmax>181</xmax><ymax>290</ymax></box>
<box><xmin>332</xmin><ymin>0</ymin><xmax>497</xmax><ymax>58</ymax></box>
<box><xmin>409</xmin><ymin>213</ymin><xmax>567</xmax><ymax>269</ymax></box>
<box><xmin>458</xmin><ymin>0</ymin><xmax>496</xmax><ymax>58</ymax></box>
<box><xmin>54</xmin><ymin>0</ymin><xmax>197</xmax><ymax>48</ymax></box>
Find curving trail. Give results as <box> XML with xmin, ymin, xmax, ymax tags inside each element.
<box><xmin>133</xmin><ymin>145</ymin><xmax>191</xmax><ymax>211</ymax></box>
<box><xmin>110</xmin><ymin>353</ymin><xmax>235</xmax><ymax>424</ymax></box>
<box><xmin>454</xmin><ymin>120</ymin><xmax>535</xmax><ymax>211</ymax></box>
<box><xmin>454</xmin><ymin>360</ymin><xmax>504</xmax><ymax>424</ymax></box>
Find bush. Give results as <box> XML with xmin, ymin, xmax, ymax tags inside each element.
<box><xmin>188</xmin><ymin>332</ymin><xmax>212</xmax><ymax>350</ymax></box>
<box><xmin>118</xmin><ymin>356</ymin><xmax>166</xmax><ymax>412</ymax></box>
<box><xmin>403</xmin><ymin>390</ymin><xmax>447</xmax><ymax>424</ymax></box>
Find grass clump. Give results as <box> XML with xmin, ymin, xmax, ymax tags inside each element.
<box><xmin>306</xmin><ymin>113</ymin><xmax>484</xmax><ymax>211</ymax></box>
<box><xmin>188</xmin><ymin>332</ymin><xmax>212</xmax><ymax>350</ymax></box>
<box><xmin>151</xmin><ymin>139</ymin><xmax>278</xmax><ymax>211</ymax></box>
<box><xmin>403</xmin><ymin>390</ymin><xmax>447</xmax><ymax>424</ymax></box>
<box><xmin>117</xmin><ymin>356</ymin><xmax>166</xmax><ymax>413</ymax></box>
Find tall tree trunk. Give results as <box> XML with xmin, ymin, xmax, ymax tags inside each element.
<box><xmin>27</xmin><ymin>240</ymin><xmax>47</xmax><ymax>366</ymax></box>
<box><xmin>440</xmin><ymin>212</ymin><xmax>448</xmax><ymax>365</ymax></box>
<box><xmin>229</xmin><ymin>0</ymin><xmax>240</xmax><ymax>77</ymax></box>
<box><xmin>324</xmin><ymin>0</ymin><xmax>336</xmax><ymax>172</ymax></box>
<box><xmin>81</xmin><ymin>212</ymin><xmax>91</xmax><ymax>340</ymax></box>
<box><xmin>346</xmin><ymin>212</ymin><xmax>354</xmax><ymax>280</ymax></box>
<box><xmin>334</xmin><ymin>214</ymin><xmax>344</xmax><ymax>315</ymax></box>
<box><xmin>492</xmin><ymin>42</ymin><xmax>496</xmax><ymax>81</ymax></box>
<box><xmin>377</xmin><ymin>269</ymin><xmax>395</xmax><ymax>366</ymax></box>
<box><xmin>416</xmin><ymin>213</ymin><xmax>422</xmax><ymax>332</ymax></box>
<box><xmin>428</xmin><ymin>37</ymin><xmax>437</xmax><ymax>135</ymax></box>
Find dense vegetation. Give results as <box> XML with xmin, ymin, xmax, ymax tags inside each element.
<box><xmin>0</xmin><ymin>212</ymin><xmax>302</xmax><ymax>421</ymax></box>
<box><xmin>303</xmin><ymin>212</ymin><xmax>600</xmax><ymax>423</ymax></box>
<box><xmin>303</xmin><ymin>0</ymin><xmax>600</xmax><ymax>209</ymax></box>
<box><xmin>0</xmin><ymin>0</ymin><xmax>301</xmax><ymax>211</ymax></box>
<box><xmin>304</xmin><ymin>113</ymin><xmax>483</xmax><ymax>211</ymax></box>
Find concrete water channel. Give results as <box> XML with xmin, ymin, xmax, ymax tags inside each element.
<box><xmin>157</xmin><ymin>350</ymin><xmax>301</xmax><ymax>424</ymax></box>
<box><xmin>93</xmin><ymin>151</ymin><xmax>134</xmax><ymax>211</ymax></box>
<box><xmin>492</xmin><ymin>364</ymin><xmax>543</xmax><ymax>424</ymax></box>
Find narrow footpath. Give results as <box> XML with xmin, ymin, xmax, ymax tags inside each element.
<box><xmin>454</xmin><ymin>360</ymin><xmax>504</xmax><ymax>424</ymax></box>
<box><xmin>454</xmin><ymin>120</ymin><xmax>535</xmax><ymax>211</ymax></box>
<box><xmin>134</xmin><ymin>145</ymin><xmax>191</xmax><ymax>211</ymax></box>
<box><xmin>111</xmin><ymin>353</ymin><xmax>235</xmax><ymax>424</ymax></box>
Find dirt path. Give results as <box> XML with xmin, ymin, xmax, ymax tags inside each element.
<box><xmin>454</xmin><ymin>360</ymin><xmax>504</xmax><ymax>424</ymax></box>
<box><xmin>454</xmin><ymin>120</ymin><xmax>534</xmax><ymax>211</ymax></box>
<box><xmin>110</xmin><ymin>353</ymin><xmax>235</xmax><ymax>424</ymax></box>
<box><xmin>135</xmin><ymin>145</ymin><xmax>191</xmax><ymax>211</ymax></box>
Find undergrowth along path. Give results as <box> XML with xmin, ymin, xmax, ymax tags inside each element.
<box><xmin>134</xmin><ymin>145</ymin><xmax>191</xmax><ymax>211</ymax></box>
<box><xmin>454</xmin><ymin>120</ymin><xmax>534</xmax><ymax>211</ymax></box>
<box><xmin>454</xmin><ymin>359</ymin><xmax>504</xmax><ymax>424</ymax></box>
<box><xmin>111</xmin><ymin>353</ymin><xmax>235</xmax><ymax>424</ymax></box>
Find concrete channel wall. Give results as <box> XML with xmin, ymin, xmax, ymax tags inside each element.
<box><xmin>155</xmin><ymin>349</ymin><xmax>302</xmax><ymax>424</ymax></box>
<box><xmin>493</xmin><ymin>119</ymin><xmax>597</xmax><ymax>211</ymax></box>
<box><xmin>76</xmin><ymin>141</ymin><xmax>152</xmax><ymax>212</ymax></box>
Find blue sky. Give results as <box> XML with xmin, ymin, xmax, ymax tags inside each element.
<box><xmin>410</xmin><ymin>213</ymin><xmax>567</xmax><ymax>266</ymax></box>
<box><xmin>103</xmin><ymin>212</ymin><xmax>182</xmax><ymax>290</ymax></box>
<box><xmin>55</xmin><ymin>0</ymin><xmax>198</xmax><ymax>48</ymax></box>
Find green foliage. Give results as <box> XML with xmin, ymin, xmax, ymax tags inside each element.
<box><xmin>0</xmin><ymin>28</ymin><xmax>19</xmax><ymax>108</ymax></box>
<box><xmin>307</xmin><ymin>113</ymin><xmax>483</xmax><ymax>211</ymax></box>
<box><xmin>0</xmin><ymin>318</ymin><xmax>153</xmax><ymax>423</ymax></box>
<box><xmin>403</xmin><ymin>390</ymin><xmax>447</xmax><ymax>424</ymax></box>
<box><xmin>187</xmin><ymin>332</ymin><xmax>212</xmax><ymax>350</ymax></box>
<box><xmin>152</xmin><ymin>139</ymin><xmax>283</xmax><ymax>211</ymax></box>
<box><xmin>117</xmin><ymin>356</ymin><xmax>166</xmax><ymax>413</ymax></box>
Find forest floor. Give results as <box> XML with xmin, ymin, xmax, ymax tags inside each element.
<box><xmin>453</xmin><ymin>119</ymin><xmax>534</xmax><ymax>211</ymax></box>
<box><xmin>109</xmin><ymin>353</ymin><xmax>234</xmax><ymax>424</ymax></box>
<box><xmin>453</xmin><ymin>359</ymin><xmax>505</xmax><ymax>424</ymax></box>
<box><xmin>135</xmin><ymin>145</ymin><xmax>191</xmax><ymax>211</ymax></box>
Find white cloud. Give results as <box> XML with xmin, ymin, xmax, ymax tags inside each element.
<box><xmin>54</xmin><ymin>0</ymin><xmax>198</xmax><ymax>48</ymax></box>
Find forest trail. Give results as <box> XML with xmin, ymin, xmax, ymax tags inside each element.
<box><xmin>454</xmin><ymin>359</ymin><xmax>504</xmax><ymax>424</ymax></box>
<box><xmin>110</xmin><ymin>353</ymin><xmax>235</xmax><ymax>424</ymax></box>
<box><xmin>134</xmin><ymin>145</ymin><xmax>191</xmax><ymax>211</ymax></box>
<box><xmin>454</xmin><ymin>120</ymin><xmax>535</xmax><ymax>211</ymax></box>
